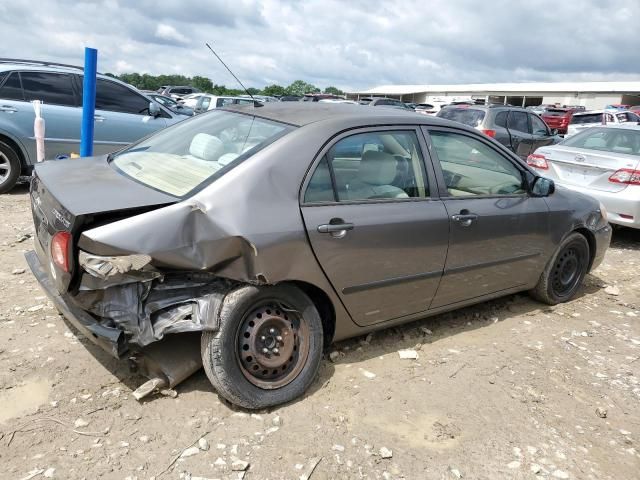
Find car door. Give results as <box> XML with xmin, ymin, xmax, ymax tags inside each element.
<box><xmin>77</xmin><ymin>77</ymin><xmax>169</xmax><ymax>156</ymax></box>
<box><xmin>506</xmin><ymin>110</ymin><xmax>535</xmax><ymax>158</ymax></box>
<box><xmin>0</xmin><ymin>71</ymin><xmax>82</xmax><ymax>162</ymax></box>
<box><xmin>423</xmin><ymin>126</ymin><xmax>550</xmax><ymax>308</ymax></box>
<box><xmin>529</xmin><ymin>113</ymin><xmax>556</xmax><ymax>150</ymax></box>
<box><xmin>300</xmin><ymin>127</ymin><xmax>449</xmax><ymax>326</ymax></box>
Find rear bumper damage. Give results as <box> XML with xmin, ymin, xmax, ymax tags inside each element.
<box><xmin>26</xmin><ymin>249</ymin><xmax>235</xmax><ymax>357</ymax></box>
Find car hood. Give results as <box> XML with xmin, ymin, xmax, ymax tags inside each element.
<box><xmin>33</xmin><ymin>155</ymin><xmax>178</xmax><ymax>217</ymax></box>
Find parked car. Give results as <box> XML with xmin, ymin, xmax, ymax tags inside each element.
<box><xmin>279</xmin><ymin>95</ymin><xmax>302</xmax><ymax>102</ymax></box>
<box><xmin>179</xmin><ymin>93</ymin><xmax>207</xmax><ymax>109</ymax></box>
<box><xmin>147</xmin><ymin>94</ymin><xmax>194</xmax><ymax>116</ymax></box>
<box><xmin>541</xmin><ymin>107</ymin><xmax>582</xmax><ymax>135</ymax></box>
<box><xmin>26</xmin><ymin>103</ymin><xmax>610</xmax><ymax>409</ymax></box>
<box><xmin>528</xmin><ymin>124</ymin><xmax>640</xmax><ymax>229</ymax></box>
<box><xmin>193</xmin><ymin>94</ymin><xmax>254</xmax><ymax>113</ymax></box>
<box><xmin>159</xmin><ymin>85</ymin><xmax>201</xmax><ymax>100</ymax></box>
<box><xmin>437</xmin><ymin>105</ymin><xmax>561</xmax><ymax>159</ymax></box>
<box><xmin>0</xmin><ymin>59</ymin><xmax>184</xmax><ymax>193</ymax></box>
<box><xmin>318</xmin><ymin>99</ymin><xmax>358</xmax><ymax>104</ymax></box>
<box><xmin>239</xmin><ymin>95</ymin><xmax>279</xmax><ymax>103</ymax></box>
<box><xmin>365</xmin><ymin>97</ymin><xmax>413</xmax><ymax>110</ymax></box>
<box><xmin>414</xmin><ymin>103</ymin><xmax>447</xmax><ymax>115</ymax></box>
<box><xmin>630</xmin><ymin>105</ymin><xmax>640</xmax><ymax>115</ymax></box>
<box><xmin>566</xmin><ymin>110</ymin><xmax>640</xmax><ymax>138</ymax></box>
<box><xmin>301</xmin><ymin>93</ymin><xmax>343</xmax><ymax>102</ymax></box>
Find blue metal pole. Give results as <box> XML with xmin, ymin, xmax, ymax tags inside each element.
<box><xmin>80</xmin><ymin>47</ymin><xmax>97</xmax><ymax>157</ymax></box>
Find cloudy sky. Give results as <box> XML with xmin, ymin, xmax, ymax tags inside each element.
<box><xmin>1</xmin><ymin>0</ymin><xmax>639</xmax><ymax>91</ymax></box>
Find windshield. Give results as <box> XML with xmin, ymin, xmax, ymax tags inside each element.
<box><xmin>438</xmin><ymin>108</ymin><xmax>486</xmax><ymax>127</ymax></box>
<box><xmin>561</xmin><ymin>127</ymin><xmax>640</xmax><ymax>156</ymax></box>
<box><xmin>111</xmin><ymin>110</ymin><xmax>293</xmax><ymax>197</ymax></box>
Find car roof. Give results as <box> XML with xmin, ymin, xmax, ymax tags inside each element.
<box><xmin>223</xmin><ymin>102</ymin><xmax>456</xmax><ymax>128</ymax></box>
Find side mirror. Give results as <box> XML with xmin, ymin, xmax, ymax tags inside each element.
<box><xmin>148</xmin><ymin>102</ymin><xmax>161</xmax><ymax>117</ymax></box>
<box><xmin>551</xmin><ymin>128</ymin><xmax>558</xmax><ymax>136</ymax></box>
<box><xmin>531</xmin><ymin>176</ymin><xmax>555</xmax><ymax>197</ymax></box>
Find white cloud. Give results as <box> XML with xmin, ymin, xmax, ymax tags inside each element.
<box><xmin>154</xmin><ymin>24</ymin><xmax>189</xmax><ymax>46</ymax></box>
<box><xmin>0</xmin><ymin>0</ymin><xmax>638</xmax><ymax>91</ymax></box>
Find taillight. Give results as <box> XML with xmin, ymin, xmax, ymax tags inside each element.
<box><xmin>51</xmin><ymin>231</ymin><xmax>72</xmax><ymax>272</ymax></box>
<box><xmin>609</xmin><ymin>169</ymin><xmax>640</xmax><ymax>185</ymax></box>
<box><xmin>527</xmin><ymin>153</ymin><xmax>549</xmax><ymax>170</ymax></box>
<box><xmin>481</xmin><ymin>129</ymin><xmax>496</xmax><ymax>138</ymax></box>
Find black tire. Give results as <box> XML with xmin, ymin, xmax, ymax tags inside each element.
<box><xmin>530</xmin><ymin>232</ymin><xmax>590</xmax><ymax>305</ymax></box>
<box><xmin>0</xmin><ymin>141</ymin><xmax>21</xmax><ymax>194</ymax></box>
<box><xmin>201</xmin><ymin>284</ymin><xmax>323</xmax><ymax>409</ymax></box>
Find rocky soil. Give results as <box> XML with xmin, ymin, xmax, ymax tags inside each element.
<box><xmin>0</xmin><ymin>184</ymin><xmax>638</xmax><ymax>480</ymax></box>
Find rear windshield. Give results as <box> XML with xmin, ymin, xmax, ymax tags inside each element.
<box><xmin>570</xmin><ymin>113</ymin><xmax>602</xmax><ymax>124</ymax></box>
<box><xmin>111</xmin><ymin>110</ymin><xmax>293</xmax><ymax>197</ymax></box>
<box><xmin>544</xmin><ymin>109</ymin><xmax>570</xmax><ymax>116</ymax></box>
<box><xmin>561</xmin><ymin>127</ymin><xmax>640</xmax><ymax>156</ymax></box>
<box><xmin>438</xmin><ymin>108</ymin><xmax>486</xmax><ymax>127</ymax></box>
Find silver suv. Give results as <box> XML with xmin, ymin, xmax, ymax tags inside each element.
<box><xmin>0</xmin><ymin>59</ymin><xmax>184</xmax><ymax>193</ymax></box>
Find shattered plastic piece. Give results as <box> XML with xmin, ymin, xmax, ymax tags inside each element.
<box><xmin>398</xmin><ymin>349</ymin><xmax>419</xmax><ymax>360</ymax></box>
<box><xmin>180</xmin><ymin>446</ymin><xmax>200</xmax><ymax>458</ymax></box>
<box><xmin>132</xmin><ymin>378</ymin><xmax>166</xmax><ymax>401</ymax></box>
<box><xmin>79</xmin><ymin>251</ymin><xmax>154</xmax><ymax>280</ymax></box>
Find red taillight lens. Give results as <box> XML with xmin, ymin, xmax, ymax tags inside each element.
<box><xmin>609</xmin><ymin>169</ymin><xmax>640</xmax><ymax>185</ymax></box>
<box><xmin>481</xmin><ymin>129</ymin><xmax>496</xmax><ymax>138</ymax></box>
<box><xmin>526</xmin><ymin>153</ymin><xmax>549</xmax><ymax>170</ymax></box>
<box><xmin>51</xmin><ymin>231</ymin><xmax>71</xmax><ymax>272</ymax></box>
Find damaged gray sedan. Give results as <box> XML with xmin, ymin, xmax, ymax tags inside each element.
<box><xmin>27</xmin><ymin>103</ymin><xmax>611</xmax><ymax>408</ymax></box>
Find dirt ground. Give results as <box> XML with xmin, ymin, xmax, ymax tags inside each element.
<box><xmin>0</xmin><ymin>184</ymin><xmax>638</xmax><ymax>480</ymax></box>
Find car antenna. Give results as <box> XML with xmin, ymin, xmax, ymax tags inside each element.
<box><xmin>205</xmin><ymin>42</ymin><xmax>262</xmax><ymax>107</ymax></box>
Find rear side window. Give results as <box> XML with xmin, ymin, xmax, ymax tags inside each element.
<box><xmin>571</xmin><ymin>113</ymin><xmax>603</xmax><ymax>124</ymax></box>
<box><xmin>507</xmin><ymin>111</ymin><xmax>529</xmax><ymax>133</ymax></box>
<box><xmin>200</xmin><ymin>97</ymin><xmax>211</xmax><ymax>110</ymax></box>
<box><xmin>21</xmin><ymin>72</ymin><xmax>76</xmax><ymax>106</ymax></box>
<box><xmin>494</xmin><ymin>111</ymin><xmax>508</xmax><ymax>127</ymax></box>
<box><xmin>438</xmin><ymin>108</ymin><xmax>486</xmax><ymax>128</ymax></box>
<box><xmin>95</xmin><ymin>79</ymin><xmax>150</xmax><ymax>115</ymax></box>
<box><xmin>315</xmin><ymin>130</ymin><xmax>428</xmax><ymax>202</ymax></box>
<box><xmin>0</xmin><ymin>72</ymin><xmax>24</xmax><ymax>101</ymax></box>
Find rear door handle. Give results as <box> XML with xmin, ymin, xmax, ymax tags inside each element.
<box><xmin>317</xmin><ymin>223</ymin><xmax>354</xmax><ymax>233</ymax></box>
<box><xmin>0</xmin><ymin>105</ymin><xmax>18</xmax><ymax>113</ymax></box>
<box><xmin>451</xmin><ymin>213</ymin><xmax>478</xmax><ymax>227</ymax></box>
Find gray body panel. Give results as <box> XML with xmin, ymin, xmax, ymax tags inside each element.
<box><xmin>28</xmin><ymin>103</ymin><xmax>611</xmax><ymax>351</ymax></box>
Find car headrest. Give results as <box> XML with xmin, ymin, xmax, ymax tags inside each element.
<box><xmin>189</xmin><ymin>133</ymin><xmax>224</xmax><ymax>161</ymax></box>
<box><xmin>358</xmin><ymin>150</ymin><xmax>397</xmax><ymax>185</ymax></box>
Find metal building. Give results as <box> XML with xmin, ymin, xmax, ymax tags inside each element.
<box><xmin>347</xmin><ymin>82</ymin><xmax>640</xmax><ymax>109</ymax></box>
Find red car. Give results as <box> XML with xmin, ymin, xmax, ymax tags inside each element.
<box><xmin>541</xmin><ymin>107</ymin><xmax>579</xmax><ymax>135</ymax></box>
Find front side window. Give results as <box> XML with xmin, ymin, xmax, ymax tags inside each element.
<box><xmin>507</xmin><ymin>111</ymin><xmax>529</xmax><ymax>133</ymax></box>
<box><xmin>429</xmin><ymin>130</ymin><xmax>525</xmax><ymax>196</ymax></box>
<box><xmin>530</xmin><ymin>114</ymin><xmax>549</xmax><ymax>135</ymax></box>
<box><xmin>95</xmin><ymin>79</ymin><xmax>150</xmax><ymax>115</ymax></box>
<box><xmin>112</xmin><ymin>110</ymin><xmax>293</xmax><ymax>197</ymax></box>
<box><xmin>0</xmin><ymin>72</ymin><xmax>24</xmax><ymax>101</ymax></box>
<box><xmin>21</xmin><ymin>72</ymin><xmax>76</xmax><ymax>106</ymax></box>
<box><xmin>305</xmin><ymin>130</ymin><xmax>428</xmax><ymax>202</ymax></box>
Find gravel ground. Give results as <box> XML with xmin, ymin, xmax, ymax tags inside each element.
<box><xmin>0</xmin><ymin>185</ymin><xmax>639</xmax><ymax>480</ymax></box>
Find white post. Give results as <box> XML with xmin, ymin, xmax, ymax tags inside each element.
<box><xmin>32</xmin><ymin>101</ymin><xmax>45</xmax><ymax>162</ymax></box>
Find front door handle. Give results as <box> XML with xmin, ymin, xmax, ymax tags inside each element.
<box><xmin>451</xmin><ymin>213</ymin><xmax>478</xmax><ymax>227</ymax></box>
<box><xmin>0</xmin><ymin>105</ymin><xmax>18</xmax><ymax>113</ymax></box>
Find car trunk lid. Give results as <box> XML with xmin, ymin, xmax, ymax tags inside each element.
<box><xmin>537</xmin><ymin>146</ymin><xmax>640</xmax><ymax>193</ymax></box>
<box><xmin>30</xmin><ymin>155</ymin><xmax>178</xmax><ymax>293</ymax></box>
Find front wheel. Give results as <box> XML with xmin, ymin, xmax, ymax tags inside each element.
<box><xmin>530</xmin><ymin>232</ymin><xmax>590</xmax><ymax>305</ymax></box>
<box><xmin>201</xmin><ymin>284</ymin><xmax>323</xmax><ymax>409</ymax></box>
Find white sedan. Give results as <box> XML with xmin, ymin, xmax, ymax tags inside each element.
<box><xmin>528</xmin><ymin>124</ymin><xmax>640</xmax><ymax>229</ymax></box>
<box><xmin>566</xmin><ymin>110</ymin><xmax>640</xmax><ymax>137</ymax></box>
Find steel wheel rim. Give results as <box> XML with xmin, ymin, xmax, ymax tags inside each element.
<box><xmin>236</xmin><ymin>302</ymin><xmax>310</xmax><ymax>389</ymax></box>
<box><xmin>0</xmin><ymin>151</ymin><xmax>10</xmax><ymax>182</ymax></box>
<box><xmin>551</xmin><ymin>244</ymin><xmax>585</xmax><ymax>297</ymax></box>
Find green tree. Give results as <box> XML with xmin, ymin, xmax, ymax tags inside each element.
<box><xmin>192</xmin><ymin>75</ymin><xmax>214</xmax><ymax>93</ymax></box>
<box><xmin>286</xmin><ymin>80</ymin><xmax>319</xmax><ymax>96</ymax></box>
<box><xmin>324</xmin><ymin>86</ymin><xmax>344</xmax><ymax>96</ymax></box>
<box><xmin>262</xmin><ymin>84</ymin><xmax>286</xmax><ymax>97</ymax></box>
<box><xmin>246</xmin><ymin>87</ymin><xmax>261</xmax><ymax>96</ymax></box>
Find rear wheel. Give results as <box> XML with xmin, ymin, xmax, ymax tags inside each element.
<box><xmin>201</xmin><ymin>284</ymin><xmax>323</xmax><ymax>409</ymax></box>
<box><xmin>531</xmin><ymin>232</ymin><xmax>590</xmax><ymax>305</ymax></box>
<box><xmin>0</xmin><ymin>141</ymin><xmax>21</xmax><ymax>194</ymax></box>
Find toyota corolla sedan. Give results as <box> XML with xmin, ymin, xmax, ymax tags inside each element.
<box><xmin>26</xmin><ymin>103</ymin><xmax>611</xmax><ymax>409</ymax></box>
<box><xmin>528</xmin><ymin>124</ymin><xmax>640</xmax><ymax>229</ymax></box>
